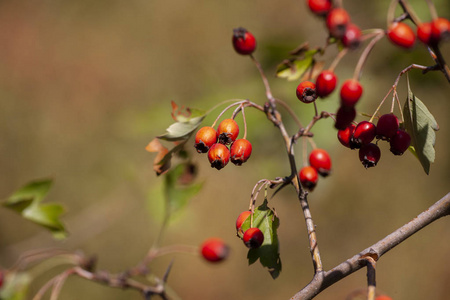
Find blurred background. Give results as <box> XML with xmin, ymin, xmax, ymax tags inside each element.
<box><xmin>0</xmin><ymin>0</ymin><xmax>449</xmax><ymax>299</ymax></box>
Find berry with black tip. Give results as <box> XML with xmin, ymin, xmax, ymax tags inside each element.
<box><xmin>232</xmin><ymin>27</ymin><xmax>256</xmax><ymax>55</ymax></box>
<box><xmin>431</xmin><ymin>17</ymin><xmax>450</xmax><ymax>43</ymax></box>
<box><xmin>235</xmin><ymin>211</ymin><xmax>251</xmax><ymax>236</ymax></box>
<box><xmin>390</xmin><ymin>129</ymin><xmax>411</xmax><ymax>155</ymax></box>
<box><xmin>299</xmin><ymin>166</ymin><xmax>319</xmax><ymax>191</ymax></box>
<box><xmin>194</xmin><ymin>126</ymin><xmax>218</xmax><ymax>153</ymax></box>
<box><xmin>342</xmin><ymin>23</ymin><xmax>362</xmax><ymax>49</ymax></box>
<box><xmin>376</xmin><ymin>113</ymin><xmax>399</xmax><ymax>140</ymax></box>
<box><xmin>387</xmin><ymin>22</ymin><xmax>416</xmax><ymax>49</ymax></box>
<box><xmin>309</xmin><ymin>148</ymin><xmax>332</xmax><ymax>177</ymax></box>
<box><xmin>243</xmin><ymin>228</ymin><xmax>264</xmax><ymax>249</ymax></box>
<box><xmin>307</xmin><ymin>0</ymin><xmax>332</xmax><ymax>16</ymax></box>
<box><xmin>326</xmin><ymin>8</ymin><xmax>351</xmax><ymax>38</ymax></box>
<box><xmin>200</xmin><ymin>238</ymin><xmax>230</xmax><ymax>263</ymax></box>
<box><xmin>217</xmin><ymin>119</ymin><xmax>239</xmax><ymax>145</ymax></box>
<box><xmin>296</xmin><ymin>81</ymin><xmax>318</xmax><ymax>103</ymax></box>
<box><xmin>359</xmin><ymin>143</ymin><xmax>381</xmax><ymax>168</ymax></box>
<box><xmin>208</xmin><ymin>143</ymin><xmax>230</xmax><ymax>170</ymax></box>
<box><xmin>230</xmin><ymin>139</ymin><xmax>252</xmax><ymax>166</ymax></box>
<box><xmin>337</xmin><ymin>124</ymin><xmax>356</xmax><ymax>148</ymax></box>
<box><xmin>352</xmin><ymin>121</ymin><xmax>376</xmax><ymax>148</ymax></box>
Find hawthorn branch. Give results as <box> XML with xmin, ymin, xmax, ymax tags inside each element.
<box><xmin>290</xmin><ymin>192</ymin><xmax>450</xmax><ymax>300</ymax></box>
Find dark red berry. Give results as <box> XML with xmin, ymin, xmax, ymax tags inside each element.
<box><xmin>342</xmin><ymin>23</ymin><xmax>362</xmax><ymax>49</ymax></box>
<box><xmin>335</xmin><ymin>105</ymin><xmax>356</xmax><ymax>130</ymax></box>
<box><xmin>340</xmin><ymin>79</ymin><xmax>363</xmax><ymax>107</ymax></box>
<box><xmin>232</xmin><ymin>27</ymin><xmax>256</xmax><ymax>55</ymax></box>
<box><xmin>309</xmin><ymin>148</ymin><xmax>332</xmax><ymax>177</ymax></box>
<box><xmin>359</xmin><ymin>143</ymin><xmax>381</xmax><ymax>168</ymax></box>
<box><xmin>200</xmin><ymin>238</ymin><xmax>230</xmax><ymax>263</ymax></box>
<box><xmin>243</xmin><ymin>228</ymin><xmax>264</xmax><ymax>249</ymax></box>
<box><xmin>217</xmin><ymin>119</ymin><xmax>239</xmax><ymax>145</ymax></box>
<box><xmin>389</xmin><ymin>129</ymin><xmax>411</xmax><ymax>155</ymax></box>
<box><xmin>194</xmin><ymin>126</ymin><xmax>218</xmax><ymax>153</ymax></box>
<box><xmin>307</xmin><ymin>0</ymin><xmax>332</xmax><ymax>16</ymax></box>
<box><xmin>208</xmin><ymin>143</ymin><xmax>230</xmax><ymax>170</ymax></box>
<box><xmin>296</xmin><ymin>81</ymin><xmax>317</xmax><ymax>103</ymax></box>
<box><xmin>376</xmin><ymin>113</ymin><xmax>399</xmax><ymax>140</ymax></box>
<box><xmin>315</xmin><ymin>70</ymin><xmax>337</xmax><ymax>98</ymax></box>
<box><xmin>431</xmin><ymin>17</ymin><xmax>450</xmax><ymax>43</ymax></box>
<box><xmin>352</xmin><ymin>121</ymin><xmax>376</xmax><ymax>148</ymax></box>
<box><xmin>387</xmin><ymin>22</ymin><xmax>416</xmax><ymax>49</ymax></box>
<box><xmin>230</xmin><ymin>139</ymin><xmax>252</xmax><ymax>166</ymax></box>
<box><xmin>326</xmin><ymin>8</ymin><xmax>351</xmax><ymax>38</ymax></box>
<box><xmin>236</xmin><ymin>211</ymin><xmax>251</xmax><ymax>236</ymax></box>
<box><xmin>299</xmin><ymin>166</ymin><xmax>319</xmax><ymax>191</ymax></box>
<box><xmin>337</xmin><ymin>124</ymin><xmax>356</xmax><ymax>148</ymax></box>
<box><xmin>417</xmin><ymin>22</ymin><xmax>433</xmax><ymax>45</ymax></box>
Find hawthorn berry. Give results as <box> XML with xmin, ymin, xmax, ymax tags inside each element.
<box><xmin>200</xmin><ymin>238</ymin><xmax>230</xmax><ymax>263</ymax></box>
<box><xmin>376</xmin><ymin>113</ymin><xmax>399</xmax><ymax>140</ymax></box>
<box><xmin>337</xmin><ymin>124</ymin><xmax>356</xmax><ymax>148</ymax></box>
<box><xmin>351</xmin><ymin>121</ymin><xmax>376</xmax><ymax>148</ymax></box>
<box><xmin>431</xmin><ymin>17</ymin><xmax>450</xmax><ymax>43</ymax></box>
<box><xmin>296</xmin><ymin>81</ymin><xmax>317</xmax><ymax>103</ymax></box>
<box><xmin>359</xmin><ymin>143</ymin><xmax>381</xmax><ymax>168</ymax></box>
<box><xmin>387</xmin><ymin>22</ymin><xmax>416</xmax><ymax>49</ymax></box>
<box><xmin>390</xmin><ymin>129</ymin><xmax>411</xmax><ymax>155</ymax></box>
<box><xmin>232</xmin><ymin>27</ymin><xmax>256</xmax><ymax>55</ymax></box>
<box><xmin>243</xmin><ymin>228</ymin><xmax>264</xmax><ymax>249</ymax></box>
<box><xmin>309</xmin><ymin>148</ymin><xmax>332</xmax><ymax>177</ymax></box>
<box><xmin>417</xmin><ymin>22</ymin><xmax>433</xmax><ymax>45</ymax></box>
<box><xmin>235</xmin><ymin>210</ymin><xmax>251</xmax><ymax>236</ymax></box>
<box><xmin>307</xmin><ymin>0</ymin><xmax>332</xmax><ymax>16</ymax></box>
<box><xmin>217</xmin><ymin>118</ymin><xmax>239</xmax><ymax>145</ymax></box>
<box><xmin>230</xmin><ymin>139</ymin><xmax>252</xmax><ymax>166</ymax></box>
<box><xmin>299</xmin><ymin>166</ymin><xmax>319</xmax><ymax>191</ymax></box>
<box><xmin>340</xmin><ymin>79</ymin><xmax>363</xmax><ymax>107</ymax></box>
<box><xmin>326</xmin><ymin>8</ymin><xmax>351</xmax><ymax>38</ymax></box>
<box><xmin>315</xmin><ymin>70</ymin><xmax>337</xmax><ymax>98</ymax></box>
<box><xmin>334</xmin><ymin>105</ymin><xmax>356</xmax><ymax>130</ymax></box>
<box><xmin>194</xmin><ymin>126</ymin><xmax>218</xmax><ymax>153</ymax></box>
<box><xmin>342</xmin><ymin>23</ymin><xmax>362</xmax><ymax>49</ymax></box>
<box><xmin>375</xmin><ymin>295</ymin><xmax>393</xmax><ymax>300</ymax></box>
<box><xmin>208</xmin><ymin>143</ymin><xmax>230</xmax><ymax>170</ymax></box>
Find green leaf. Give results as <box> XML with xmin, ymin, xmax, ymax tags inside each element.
<box><xmin>276</xmin><ymin>55</ymin><xmax>313</xmax><ymax>82</ymax></box>
<box><xmin>0</xmin><ymin>272</ymin><xmax>32</xmax><ymax>300</ymax></box>
<box><xmin>158</xmin><ymin>104</ymin><xmax>207</xmax><ymax>141</ymax></box>
<box><xmin>403</xmin><ymin>82</ymin><xmax>439</xmax><ymax>175</ymax></box>
<box><xmin>3</xmin><ymin>179</ymin><xmax>67</xmax><ymax>239</ymax></box>
<box><xmin>163</xmin><ymin>163</ymin><xmax>203</xmax><ymax>221</ymax></box>
<box><xmin>242</xmin><ymin>199</ymin><xmax>281</xmax><ymax>279</ymax></box>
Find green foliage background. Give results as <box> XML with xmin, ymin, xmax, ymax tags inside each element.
<box><xmin>0</xmin><ymin>0</ymin><xmax>449</xmax><ymax>299</ymax></box>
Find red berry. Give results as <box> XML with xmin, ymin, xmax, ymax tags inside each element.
<box><xmin>340</xmin><ymin>79</ymin><xmax>363</xmax><ymax>107</ymax></box>
<box><xmin>390</xmin><ymin>129</ymin><xmax>411</xmax><ymax>155</ymax></box>
<box><xmin>387</xmin><ymin>22</ymin><xmax>416</xmax><ymax>49</ymax></box>
<box><xmin>375</xmin><ymin>296</ymin><xmax>393</xmax><ymax>300</ymax></box>
<box><xmin>376</xmin><ymin>113</ymin><xmax>399</xmax><ymax>140</ymax></box>
<box><xmin>194</xmin><ymin>126</ymin><xmax>218</xmax><ymax>153</ymax></box>
<box><xmin>337</xmin><ymin>124</ymin><xmax>356</xmax><ymax>148</ymax></box>
<box><xmin>299</xmin><ymin>166</ymin><xmax>319</xmax><ymax>191</ymax></box>
<box><xmin>431</xmin><ymin>17</ymin><xmax>450</xmax><ymax>43</ymax></box>
<box><xmin>217</xmin><ymin>119</ymin><xmax>239</xmax><ymax>145</ymax></box>
<box><xmin>243</xmin><ymin>228</ymin><xmax>264</xmax><ymax>249</ymax></box>
<box><xmin>315</xmin><ymin>70</ymin><xmax>337</xmax><ymax>98</ymax></box>
<box><xmin>352</xmin><ymin>121</ymin><xmax>376</xmax><ymax>148</ymax></box>
<box><xmin>359</xmin><ymin>143</ymin><xmax>381</xmax><ymax>168</ymax></box>
<box><xmin>232</xmin><ymin>27</ymin><xmax>256</xmax><ymax>55</ymax></box>
<box><xmin>208</xmin><ymin>143</ymin><xmax>230</xmax><ymax>170</ymax></box>
<box><xmin>342</xmin><ymin>23</ymin><xmax>362</xmax><ymax>49</ymax></box>
<box><xmin>307</xmin><ymin>0</ymin><xmax>332</xmax><ymax>16</ymax></box>
<box><xmin>235</xmin><ymin>211</ymin><xmax>251</xmax><ymax>235</ymax></box>
<box><xmin>309</xmin><ymin>148</ymin><xmax>332</xmax><ymax>177</ymax></box>
<box><xmin>326</xmin><ymin>8</ymin><xmax>351</xmax><ymax>38</ymax></box>
<box><xmin>230</xmin><ymin>139</ymin><xmax>252</xmax><ymax>166</ymax></box>
<box><xmin>296</xmin><ymin>81</ymin><xmax>318</xmax><ymax>103</ymax></box>
<box><xmin>335</xmin><ymin>105</ymin><xmax>356</xmax><ymax>130</ymax></box>
<box><xmin>417</xmin><ymin>22</ymin><xmax>433</xmax><ymax>45</ymax></box>
<box><xmin>200</xmin><ymin>238</ymin><xmax>230</xmax><ymax>263</ymax></box>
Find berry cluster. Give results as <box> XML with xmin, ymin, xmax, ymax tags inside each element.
<box><xmin>235</xmin><ymin>211</ymin><xmax>264</xmax><ymax>249</ymax></box>
<box><xmin>194</xmin><ymin>119</ymin><xmax>252</xmax><ymax>170</ymax></box>
<box><xmin>299</xmin><ymin>148</ymin><xmax>332</xmax><ymax>191</ymax></box>
<box><xmin>337</xmin><ymin>113</ymin><xmax>411</xmax><ymax>168</ymax></box>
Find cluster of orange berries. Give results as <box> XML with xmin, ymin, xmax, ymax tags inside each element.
<box><xmin>299</xmin><ymin>148</ymin><xmax>332</xmax><ymax>191</ymax></box>
<box><xmin>194</xmin><ymin>119</ymin><xmax>252</xmax><ymax>170</ymax></box>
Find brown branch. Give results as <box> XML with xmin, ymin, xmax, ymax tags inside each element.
<box><xmin>290</xmin><ymin>192</ymin><xmax>450</xmax><ymax>300</ymax></box>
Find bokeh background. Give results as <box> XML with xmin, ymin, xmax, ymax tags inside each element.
<box><xmin>0</xmin><ymin>0</ymin><xmax>449</xmax><ymax>299</ymax></box>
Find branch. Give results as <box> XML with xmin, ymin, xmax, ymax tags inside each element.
<box><xmin>290</xmin><ymin>192</ymin><xmax>450</xmax><ymax>300</ymax></box>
